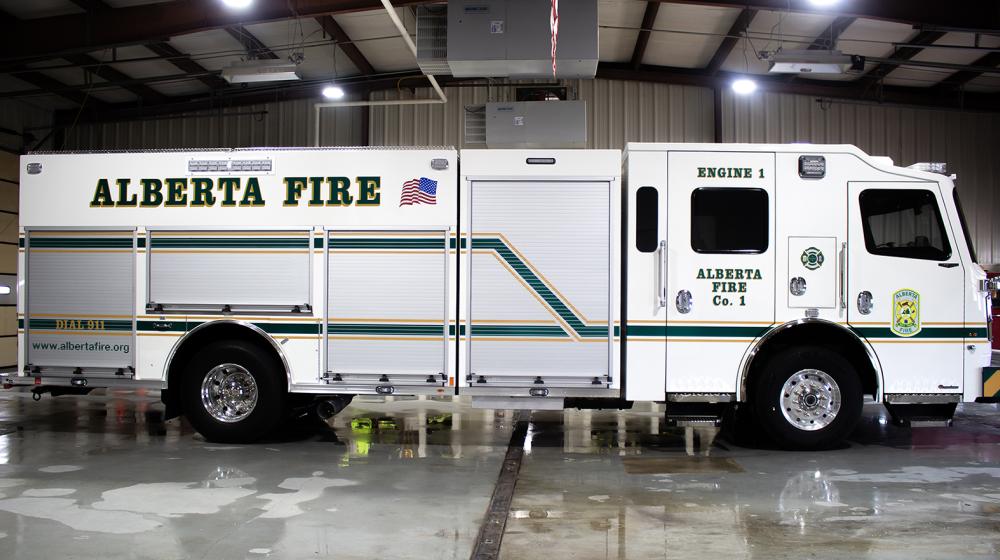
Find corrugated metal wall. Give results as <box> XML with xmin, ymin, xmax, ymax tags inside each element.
<box><xmin>40</xmin><ymin>78</ymin><xmax>1000</xmax><ymax>264</ymax></box>
<box><xmin>0</xmin><ymin>100</ymin><xmax>55</xmax><ymax>153</ymax></box>
<box><xmin>722</xmin><ymin>91</ymin><xmax>1000</xmax><ymax>264</ymax></box>
<box><xmin>369</xmin><ymin>79</ymin><xmax>715</xmax><ymax>148</ymax></box>
<box><xmin>62</xmin><ymin>97</ymin><xmax>367</xmax><ymax>150</ymax></box>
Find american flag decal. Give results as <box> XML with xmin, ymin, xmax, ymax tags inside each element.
<box><xmin>400</xmin><ymin>177</ymin><xmax>438</xmax><ymax>206</ymax></box>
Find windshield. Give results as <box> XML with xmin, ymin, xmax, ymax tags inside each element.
<box><xmin>953</xmin><ymin>188</ymin><xmax>978</xmax><ymax>263</ymax></box>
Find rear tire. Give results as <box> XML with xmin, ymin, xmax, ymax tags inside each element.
<box><xmin>751</xmin><ymin>345</ymin><xmax>862</xmax><ymax>450</ymax></box>
<box><xmin>181</xmin><ymin>340</ymin><xmax>286</xmax><ymax>443</ymax></box>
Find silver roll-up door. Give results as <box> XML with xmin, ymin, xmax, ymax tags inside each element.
<box><xmin>25</xmin><ymin>229</ymin><xmax>136</xmax><ymax>375</ymax></box>
<box><xmin>147</xmin><ymin>230</ymin><xmax>311</xmax><ymax>313</ymax></box>
<box><xmin>325</xmin><ymin>230</ymin><xmax>448</xmax><ymax>390</ymax></box>
<box><xmin>468</xmin><ymin>181</ymin><xmax>611</xmax><ymax>388</ymax></box>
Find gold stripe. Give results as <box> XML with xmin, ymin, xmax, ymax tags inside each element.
<box><xmin>477</xmin><ymin>232</ymin><xmax>594</xmax><ymax>324</ymax></box>
<box><xmin>29</xmin><ymin>249</ymin><xmax>131</xmax><ymax>254</ymax></box>
<box><xmin>869</xmin><ymin>339</ymin><xmax>970</xmax><ymax>344</ymax></box>
<box><xmin>329</xmin><ymin>335</ymin><xmax>444</xmax><ymax>341</ymax></box>
<box><xmin>985</xmin><ymin>371</ymin><xmax>1000</xmax><ymax>397</ymax></box>
<box><xmin>29</xmin><ymin>231</ymin><xmax>132</xmax><ymax>237</ymax></box>
<box><xmin>30</xmin><ymin>330</ymin><xmax>131</xmax><ymax>336</ymax></box>
<box><xmin>151</xmin><ymin>231</ymin><xmax>309</xmax><ymax>237</ymax></box>
<box><xmin>327</xmin><ymin>317</ymin><xmax>554</xmax><ymax>324</ymax></box>
<box><xmin>330</xmin><ymin>249</ymin><xmax>443</xmax><ymax>254</ymax></box>
<box><xmin>30</xmin><ymin>313</ymin><xmax>131</xmax><ymax>319</ymax></box>
<box><xmin>478</xmin><ymin>249</ymin><xmax>581</xmax><ymax>342</ymax></box>
<box><xmin>328</xmin><ymin>231</ymin><xmax>441</xmax><ymax>238</ymax></box>
<box><xmin>152</xmin><ymin>250</ymin><xmax>308</xmax><ymax>254</ymax></box>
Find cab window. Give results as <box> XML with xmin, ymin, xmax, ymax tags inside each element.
<box><xmin>691</xmin><ymin>187</ymin><xmax>768</xmax><ymax>254</ymax></box>
<box><xmin>859</xmin><ymin>189</ymin><xmax>951</xmax><ymax>261</ymax></box>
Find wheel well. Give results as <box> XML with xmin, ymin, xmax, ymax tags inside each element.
<box><xmin>161</xmin><ymin>322</ymin><xmax>288</xmax><ymax>418</ymax></box>
<box><xmin>742</xmin><ymin>322</ymin><xmax>880</xmax><ymax>402</ymax></box>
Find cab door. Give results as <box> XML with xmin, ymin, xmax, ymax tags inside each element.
<box><xmin>847</xmin><ymin>182</ymin><xmax>965</xmax><ymax>395</ymax></box>
<box><xmin>663</xmin><ymin>152</ymin><xmax>775</xmax><ymax>394</ymax></box>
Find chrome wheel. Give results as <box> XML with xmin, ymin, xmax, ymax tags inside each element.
<box><xmin>779</xmin><ymin>369</ymin><xmax>841</xmax><ymax>431</ymax></box>
<box><xmin>200</xmin><ymin>363</ymin><xmax>258</xmax><ymax>423</ymax></box>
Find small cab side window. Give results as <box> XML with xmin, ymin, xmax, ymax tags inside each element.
<box><xmin>635</xmin><ymin>187</ymin><xmax>659</xmax><ymax>253</ymax></box>
<box><xmin>690</xmin><ymin>188</ymin><xmax>768</xmax><ymax>254</ymax></box>
<box><xmin>859</xmin><ymin>189</ymin><xmax>951</xmax><ymax>261</ymax></box>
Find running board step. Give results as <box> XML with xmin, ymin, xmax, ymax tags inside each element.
<box><xmin>884</xmin><ymin>402</ymin><xmax>957</xmax><ymax>427</ymax></box>
<box><xmin>664</xmin><ymin>401</ymin><xmax>731</xmax><ymax>428</ymax></box>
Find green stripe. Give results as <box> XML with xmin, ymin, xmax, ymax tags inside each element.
<box><xmin>151</xmin><ymin>238</ymin><xmax>308</xmax><ymax>249</ymax></box>
<box><xmin>628</xmin><ymin>325</ymin><xmax>772</xmax><ymax>338</ymax></box>
<box><xmin>327</xmin><ymin>323</ymin><xmax>441</xmax><ymax>335</ymax></box>
<box><xmin>851</xmin><ymin>327</ymin><xmax>985</xmax><ymax>339</ymax></box>
<box><xmin>29</xmin><ymin>238</ymin><xmax>133</xmax><ymax>248</ymax></box>
<box><xmin>329</xmin><ymin>238</ymin><xmax>444</xmax><ymax>249</ymax></box>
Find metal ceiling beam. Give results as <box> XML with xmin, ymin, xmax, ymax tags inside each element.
<box><xmin>656</xmin><ymin>1</ymin><xmax>1000</xmax><ymax>32</ymax></box>
<box><xmin>803</xmin><ymin>16</ymin><xmax>856</xmax><ymax>51</ymax></box>
<box><xmin>11</xmin><ymin>68</ymin><xmax>105</xmax><ymax>107</ymax></box>
<box><xmin>144</xmin><ymin>42</ymin><xmax>229</xmax><ymax>90</ymax></box>
<box><xmin>68</xmin><ymin>0</ymin><xmax>229</xmax><ymax>91</ymax></box>
<box><xmin>224</xmin><ymin>25</ymin><xmax>280</xmax><ymax>60</ymax></box>
<box><xmin>705</xmin><ymin>8</ymin><xmax>757</xmax><ymax>75</ymax></box>
<box><xmin>62</xmin><ymin>53</ymin><xmax>169</xmax><ymax>104</ymax></box>
<box><xmin>934</xmin><ymin>51</ymin><xmax>1000</xmax><ymax>89</ymax></box>
<box><xmin>315</xmin><ymin>15</ymin><xmax>376</xmax><ymax>75</ymax></box>
<box><xmin>0</xmin><ymin>0</ymin><xmax>433</xmax><ymax>64</ymax></box>
<box><xmin>596</xmin><ymin>61</ymin><xmax>1000</xmax><ymax>112</ymax></box>
<box><xmin>857</xmin><ymin>30</ymin><xmax>946</xmax><ymax>87</ymax></box>
<box><xmin>630</xmin><ymin>2</ymin><xmax>660</xmax><ymax>70</ymax></box>
<box><xmin>52</xmin><ymin>71</ymin><xmax>432</xmax><ymax>125</ymax></box>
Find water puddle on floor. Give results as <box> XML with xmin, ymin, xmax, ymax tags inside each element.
<box><xmin>621</xmin><ymin>456</ymin><xmax>744</xmax><ymax>474</ymax></box>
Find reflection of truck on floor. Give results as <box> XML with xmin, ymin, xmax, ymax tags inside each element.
<box><xmin>8</xmin><ymin>145</ymin><xmax>997</xmax><ymax>449</ymax></box>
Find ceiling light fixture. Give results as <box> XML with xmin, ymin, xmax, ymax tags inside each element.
<box><xmin>221</xmin><ymin>0</ymin><xmax>253</xmax><ymax>8</ymax></box>
<box><xmin>220</xmin><ymin>60</ymin><xmax>300</xmax><ymax>83</ymax></box>
<box><xmin>732</xmin><ymin>78</ymin><xmax>758</xmax><ymax>95</ymax></box>
<box><xmin>322</xmin><ymin>85</ymin><xmax>346</xmax><ymax>99</ymax></box>
<box><xmin>808</xmin><ymin>0</ymin><xmax>839</xmax><ymax>6</ymax></box>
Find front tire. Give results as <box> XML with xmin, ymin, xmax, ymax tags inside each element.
<box><xmin>751</xmin><ymin>346</ymin><xmax>862</xmax><ymax>450</ymax></box>
<box><xmin>181</xmin><ymin>340</ymin><xmax>286</xmax><ymax>443</ymax></box>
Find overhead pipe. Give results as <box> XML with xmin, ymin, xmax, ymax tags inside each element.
<box><xmin>314</xmin><ymin>0</ymin><xmax>447</xmax><ymax>146</ymax></box>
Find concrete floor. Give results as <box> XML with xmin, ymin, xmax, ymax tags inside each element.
<box><xmin>0</xmin><ymin>391</ymin><xmax>997</xmax><ymax>559</ymax></box>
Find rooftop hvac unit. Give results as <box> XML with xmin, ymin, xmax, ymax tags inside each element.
<box><xmin>417</xmin><ymin>0</ymin><xmax>598</xmax><ymax>79</ymax></box>
<box><xmin>464</xmin><ymin>101</ymin><xmax>587</xmax><ymax>148</ymax></box>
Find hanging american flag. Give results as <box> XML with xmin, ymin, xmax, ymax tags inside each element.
<box><xmin>400</xmin><ymin>177</ymin><xmax>438</xmax><ymax>206</ymax></box>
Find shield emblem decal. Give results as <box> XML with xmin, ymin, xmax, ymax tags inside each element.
<box><xmin>891</xmin><ymin>289</ymin><xmax>921</xmax><ymax>337</ymax></box>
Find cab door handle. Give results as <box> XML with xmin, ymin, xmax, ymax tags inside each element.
<box><xmin>938</xmin><ymin>262</ymin><xmax>959</xmax><ymax>268</ymax></box>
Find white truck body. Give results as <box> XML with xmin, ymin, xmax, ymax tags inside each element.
<box><xmin>9</xmin><ymin>144</ymin><xmax>993</xmax><ymax>446</ymax></box>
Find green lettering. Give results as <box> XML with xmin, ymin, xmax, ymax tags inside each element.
<box><xmin>283</xmin><ymin>177</ymin><xmax>307</xmax><ymax>207</ymax></box>
<box><xmin>308</xmin><ymin>177</ymin><xmax>324</xmax><ymax>206</ymax></box>
<box><xmin>191</xmin><ymin>178</ymin><xmax>215</xmax><ymax>206</ymax></box>
<box><xmin>241</xmin><ymin>177</ymin><xmax>265</xmax><ymax>206</ymax></box>
<box><xmin>90</xmin><ymin>178</ymin><xmax>114</xmax><ymax>207</ymax></box>
<box><xmin>218</xmin><ymin>178</ymin><xmax>240</xmax><ymax>207</ymax></box>
<box><xmin>140</xmin><ymin>179</ymin><xmax>163</xmax><ymax>207</ymax></box>
<box><xmin>356</xmin><ymin>176</ymin><xmax>380</xmax><ymax>206</ymax></box>
<box><xmin>697</xmin><ymin>167</ymin><xmax>706</xmax><ymax>178</ymax></box>
<box><xmin>706</xmin><ymin>168</ymin><xmax>717</xmax><ymax>178</ymax></box>
<box><xmin>115</xmin><ymin>178</ymin><xmax>136</xmax><ymax>207</ymax></box>
<box><xmin>164</xmin><ymin>178</ymin><xmax>187</xmax><ymax>206</ymax></box>
<box><xmin>696</xmin><ymin>269</ymin><xmax>705</xmax><ymax>279</ymax></box>
<box><xmin>327</xmin><ymin>177</ymin><xmax>353</xmax><ymax>206</ymax></box>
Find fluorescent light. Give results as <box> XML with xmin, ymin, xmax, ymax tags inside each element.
<box><xmin>322</xmin><ymin>85</ymin><xmax>345</xmax><ymax>100</ymax></box>
<box><xmin>767</xmin><ymin>49</ymin><xmax>864</xmax><ymax>74</ymax></box>
<box><xmin>221</xmin><ymin>0</ymin><xmax>253</xmax><ymax>8</ymax></box>
<box><xmin>0</xmin><ymin>286</ymin><xmax>9</xmax><ymax>295</ymax></box>
<box><xmin>732</xmin><ymin>78</ymin><xmax>757</xmax><ymax>95</ymax></box>
<box><xmin>220</xmin><ymin>60</ymin><xmax>300</xmax><ymax>84</ymax></box>
<box><xmin>809</xmin><ymin>0</ymin><xmax>838</xmax><ymax>6</ymax></box>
